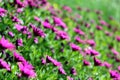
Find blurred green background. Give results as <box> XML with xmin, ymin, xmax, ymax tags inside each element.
<box><xmin>49</xmin><ymin>0</ymin><xmax>120</xmax><ymax>22</ymax></box>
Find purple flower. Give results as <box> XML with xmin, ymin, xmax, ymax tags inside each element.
<box><xmin>70</xmin><ymin>67</ymin><xmax>77</xmax><ymax>75</ymax></box>
<box><xmin>18</xmin><ymin>62</ymin><xmax>36</xmax><ymax>78</ymax></box>
<box><xmin>116</xmin><ymin>36</ymin><xmax>120</xmax><ymax>42</ymax></box>
<box><xmin>42</xmin><ymin>21</ymin><xmax>52</xmax><ymax>29</ymax></box>
<box><xmin>70</xmin><ymin>43</ymin><xmax>81</xmax><ymax>51</ymax></box>
<box><xmin>8</xmin><ymin>31</ymin><xmax>14</xmax><ymax>37</ymax></box>
<box><xmin>55</xmin><ymin>30</ymin><xmax>69</xmax><ymax>40</ymax></box>
<box><xmin>0</xmin><ymin>37</ymin><xmax>15</xmax><ymax>50</ymax></box>
<box><xmin>83</xmin><ymin>60</ymin><xmax>90</xmax><ymax>66</ymax></box>
<box><xmin>109</xmin><ymin>70</ymin><xmax>120</xmax><ymax>78</ymax></box>
<box><xmin>53</xmin><ymin>16</ymin><xmax>67</xmax><ymax>29</ymax></box>
<box><xmin>93</xmin><ymin>57</ymin><xmax>103</xmax><ymax>66</ymax></box>
<box><xmin>62</xmin><ymin>6</ymin><xmax>72</xmax><ymax>13</ymax></box>
<box><xmin>111</xmin><ymin>48</ymin><xmax>119</xmax><ymax>55</ymax></box>
<box><xmin>15</xmin><ymin>24</ymin><xmax>28</xmax><ymax>34</ymax></box>
<box><xmin>15</xmin><ymin>24</ymin><xmax>23</xmax><ymax>31</ymax></box>
<box><xmin>84</xmin><ymin>48</ymin><xmax>99</xmax><ymax>56</ymax></box>
<box><xmin>34</xmin><ymin>37</ymin><xmax>38</xmax><ymax>44</ymax></box>
<box><xmin>85</xmin><ymin>23</ymin><xmax>90</xmax><ymax>28</ymax></box>
<box><xmin>31</xmin><ymin>25</ymin><xmax>46</xmax><ymax>38</ymax></box>
<box><xmin>103</xmin><ymin>62</ymin><xmax>112</xmax><ymax>68</ymax></box>
<box><xmin>16</xmin><ymin>38</ymin><xmax>23</xmax><ymax>46</ymax></box>
<box><xmin>16</xmin><ymin>8</ymin><xmax>23</xmax><ymax>13</ymax></box>
<box><xmin>67</xmin><ymin>76</ymin><xmax>74</xmax><ymax>80</ymax></box>
<box><xmin>34</xmin><ymin>16</ymin><xmax>41</xmax><ymax>23</ymax></box>
<box><xmin>86</xmin><ymin>39</ymin><xmax>96</xmax><ymax>47</ymax></box>
<box><xmin>0</xmin><ymin>59</ymin><xmax>11</xmax><ymax>71</ymax></box>
<box><xmin>15</xmin><ymin>0</ymin><xmax>28</xmax><ymax>8</ymax></box>
<box><xmin>13</xmin><ymin>52</ymin><xmax>26</xmax><ymax>62</ymax></box>
<box><xmin>46</xmin><ymin>56</ymin><xmax>62</xmax><ymax>67</ymax></box>
<box><xmin>74</xmin><ymin>28</ymin><xmax>85</xmax><ymax>36</ymax></box>
<box><xmin>75</xmin><ymin>36</ymin><xmax>85</xmax><ymax>44</ymax></box>
<box><xmin>105</xmin><ymin>31</ymin><xmax>112</xmax><ymax>36</ymax></box>
<box><xmin>100</xmin><ymin>20</ymin><xmax>108</xmax><ymax>26</ymax></box>
<box><xmin>0</xmin><ymin>7</ymin><xmax>7</xmax><ymax>17</ymax></box>
<box><xmin>96</xmin><ymin>25</ymin><xmax>103</xmax><ymax>30</ymax></box>
<box><xmin>58</xmin><ymin>66</ymin><xmax>66</xmax><ymax>75</ymax></box>
<box><xmin>41</xmin><ymin>58</ymin><xmax>46</xmax><ymax>64</ymax></box>
<box><xmin>12</xmin><ymin>16</ymin><xmax>21</xmax><ymax>23</ymax></box>
<box><xmin>118</xmin><ymin>66</ymin><xmax>120</xmax><ymax>71</ymax></box>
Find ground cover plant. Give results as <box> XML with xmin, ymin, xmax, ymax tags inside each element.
<box><xmin>0</xmin><ymin>0</ymin><xmax>120</xmax><ymax>80</ymax></box>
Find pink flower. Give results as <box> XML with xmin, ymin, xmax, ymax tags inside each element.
<box><xmin>0</xmin><ymin>7</ymin><xmax>7</xmax><ymax>17</ymax></box>
<box><xmin>13</xmin><ymin>52</ymin><xmax>26</xmax><ymax>62</ymax></box>
<box><xmin>58</xmin><ymin>66</ymin><xmax>66</xmax><ymax>75</ymax></box>
<box><xmin>70</xmin><ymin>43</ymin><xmax>81</xmax><ymax>51</ymax></box>
<box><xmin>86</xmin><ymin>39</ymin><xmax>96</xmax><ymax>47</ymax></box>
<box><xmin>46</xmin><ymin>56</ymin><xmax>62</xmax><ymax>67</ymax></box>
<box><xmin>111</xmin><ymin>48</ymin><xmax>119</xmax><ymax>55</ymax></box>
<box><xmin>0</xmin><ymin>59</ymin><xmax>11</xmax><ymax>71</ymax></box>
<box><xmin>109</xmin><ymin>70</ymin><xmax>120</xmax><ymax>78</ymax></box>
<box><xmin>96</xmin><ymin>25</ymin><xmax>103</xmax><ymax>30</ymax></box>
<box><xmin>118</xmin><ymin>66</ymin><xmax>120</xmax><ymax>71</ymax></box>
<box><xmin>15</xmin><ymin>24</ymin><xmax>24</xmax><ymax>31</ymax></box>
<box><xmin>0</xmin><ymin>37</ymin><xmax>15</xmax><ymax>50</ymax></box>
<box><xmin>116</xmin><ymin>36</ymin><xmax>120</xmax><ymax>42</ymax></box>
<box><xmin>43</xmin><ymin>21</ymin><xmax>52</xmax><ymax>29</ymax></box>
<box><xmin>41</xmin><ymin>58</ymin><xmax>46</xmax><ymax>64</ymax></box>
<box><xmin>100</xmin><ymin>20</ymin><xmax>108</xmax><ymax>26</ymax></box>
<box><xmin>67</xmin><ymin>76</ymin><xmax>74</xmax><ymax>80</ymax></box>
<box><xmin>75</xmin><ymin>36</ymin><xmax>85</xmax><ymax>44</ymax></box>
<box><xmin>74</xmin><ymin>28</ymin><xmax>85</xmax><ymax>36</ymax></box>
<box><xmin>55</xmin><ymin>30</ymin><xmax>69</xmax><ymax>40</ymax></box>
<box><xmin>103</xmin><ymin>62</ymin><xmax>112</xmax><ymax>68</ymax></box>
<box><xmin>31</xmin><ymin>24</ymin><xmax>46</xmax><ymax>38</ymax></box>
<box><xmin>70</xmin><ymin>67</ymin><xmax>77</xmax><ymax>75</ymax></box>
<box><xmin>18</xmin><ymin>62</ymin><xmax>36</xmax><ymax>78</ymax></box>
<box><xmin>62</xmin><ymin>6</ymin><xmax>72</xmax><ymax>13</ymax></box>
<box><xmin>34</xmin><ymin>16</ymin><xmax>41</xmax><ymax>23</ymax></box>
<box><xmin>53</xmin><ymin>16</ymin><xmax>67</xmax><ymax>29</ymax></box>
<box><xmin>93</xmin><ymin>57</ymin><xmax>103</xmax><ymax>66</ymax></box>
<box><xmin>16</xmin><ymin>38</ymin><xmax>23</xmax><ymax>46</ymax></box>
<box><xmin>8</xmin><ymin>31</ymin><xmax>14</xmax><ymax>37</ymax></box>
<box><xmin>34</xmin><ymin>37</ymin><xmax>38</xmax><ymax>44</ymax></box>
<box><xmin>83</xmin><ymin>60</ymin><xmax>90</xmax><ymax>66</ymax></box>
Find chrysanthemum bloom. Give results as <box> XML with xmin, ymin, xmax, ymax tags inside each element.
<box><xmin>116</xmin><ymin>36</ymin><xmax>120</xmax><ymax>42</ymax></box>
<box><xmin>58</xmin><ymin>66</ymin><xmax>66</xmax><ymax>75</ymax></box>
<box><xmin>34</xmin><ymin>37</ymin><xmax>38</xmax><ymax>44</ymax></box>
<box><xmin>103</xmin><ymin>62</ymin><xmax>112</xmax><ymax>68</ymax></box>
<box><xmin>75</xmin><ymin>36</ymin><xmax>85</xmax><ymax>44</ymax></box>
<box><xmin>53</xmin><ymin>16</ymin><xmax>67</xmax><ymax>29</ymax></box>
<box><xmin>46</xmin><ymin>56</ymin><xmax>62</xmax><ymax>67</ymax></box>
<box><xmin>13</xmin><ymin>52</ymin><xmax>26</xmax><ymax>62</ymax></box>
<box><xmin>67</xmin><ymin>76</ymin><xmax>74</xmax><ymax>80</ymax></box>
<box><xmin>96</xmin><ymin>25</ymin><xmax>103</xmax><ymax>30</ymax></box>
<box><xmin>83</xmin><ymin>60</ymin><xmax>90</xmax><ymax>66</ymax></box>
<box><xmin>31</xmin><ymin>25</ymin><xmax>46</xmax><ymax>38</ymax></box>
<box><xmin>86</xmin><ymin>39</ymin><xmax>96</xmax><ymax>47</ymax></box>
<box><xmin>93</xmin><ymin>57</ymin><xmax>103</xmax><ymax>66</ymax></box>
<box><xmin>17</xmin><ymin>62</ymin><xmax>36</xmax><ymax>78</ymax></box>
<box><xmin>16</xmin><ymin>38</ymin><xmax>23</xmax><ymax>46</ymax></box>
<box><xmin>0</xmin><ymin>59</ymin><xmax>11</xmax><ymax>71</ymax></box>
<box><xmin>8</xmin><ymin>31</ymin><xmax>14</xmax><ymax>37</ymax></box>
<box><xmin>0</xmin><ymin>37</ymin><xmax>15</xmax><ymax>50</ymax></box>
<box><xmin>34</xmin><ymin>16</ymin><xmax>41</xmax><ymax>23</ymax></box>
<box><xmin>0</xmin><ymin>7</ymin><xmax>7</xmax><ymax>17</ymax></box>
<box><xmin>70</xmin><ymin>67</ymin><xmax>77</xmax><ymax>75</ymax></box>
<box><xmin>62</xmin><ymin>6</ymin><xmax>72</xmax><ymax>13</ymax></box>
<box><xmin>70</xmin><ymin>43</ymin><xmax>81</xmax><ymax>51</ymax></box>
<box><xmin>55</xmin><ymin>30</ymin><xmax>69</xmax><ymax>40</ymax></box>
<box><xmin>74</xmin><ymin>28</ymin><xmax>85</xmax><ymax>36</ymax></box>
